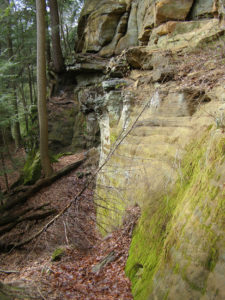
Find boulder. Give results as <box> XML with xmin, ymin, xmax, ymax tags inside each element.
<box><xmin>67</xmin><ymin>54</ymin><xmax>108</xmax><ymax>73</ymax></box>
<box><xmin>153</xmin><ymin>21</ymin><xmax>178</xmax><ymax>36</ymax></box>
<box><xmin>75</xmin><ymin>0</ymin><xmax>102</xmax><ymax>52</ymax></box>
<box><xmin>155</xmin><ymin>0</ymin><xmax>194</xmax><ymax>26</ymax></box>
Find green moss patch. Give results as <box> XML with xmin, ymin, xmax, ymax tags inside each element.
<box><xmin>21</xmin><ymin>150</ymin><xmax>41</xmax><ymax>185</ymax></box>
<box><xmin>126</xmin><ymin>129</ymin><xmax>225</xmax><ymax>299</ymax></box>
<box><xmin>51</xmin><ymin>248</ymin><xmax>65</xmax><ymax>262</ymax></box>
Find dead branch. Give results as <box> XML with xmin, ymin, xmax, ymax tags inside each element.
<box><xmin>0</xmin><ymin>203</ymin><xmax>51</xmax><ymax>228</ymax></box>
<box><xmin>0</xmin><ymin>209</ymin><xmax>56</xmax><ymax>237</ymax></box>
<box><xmin>0</xmin><ymin>158</ymin><xmax>86</xmax><ymax>213</ymax></box>
<box><xmin>0</xmin><ymin>269</ymin><xmax>19</xmax><ymax>274</ymax></box>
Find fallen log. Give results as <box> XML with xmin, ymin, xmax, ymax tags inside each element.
<box><xmin>0</xmin><ymin>157</ymin><xmax>86</xmax><ymax>213</ymax></box>
<box><xmin>0</xmin><ymin>281</ymin><xmax>41</xmax><ymax>299</ymax></box>
<box><xmin>0</xmin><ymin>209</ymin><xmax>57</xmax><ymax>236</ymax></box>
<box><xmin>0</xmin><ymin>203</ymin><xmax>50</xmax><ymax>227</ymax></box>
<box><xmin>0</xmin><ymin>269</ymin><xmax>19</xmax><ymax>274</ymax></box>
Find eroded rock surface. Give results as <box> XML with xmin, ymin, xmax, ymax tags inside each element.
<box><xmin>48</xmin><ymin>2</ymin><xmax>225</xmax><ymax>299</ymax></box>
<box><xmin>154</xmin><ymin>0</ymin><xmax>194</xmax><ymax>26</ymax></box>
<box><xmin>76</xmin><ymin>0</ymin><xmax>225</xmax><ymax>55</ymax></box>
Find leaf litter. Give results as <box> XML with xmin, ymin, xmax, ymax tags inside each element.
<box><xmin>0</xmin><ymin>152</ymin><xmax>140</xmax><ymax>299</ymax></box>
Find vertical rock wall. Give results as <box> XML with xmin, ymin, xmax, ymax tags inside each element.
<box><xmin>76</xmin><ymin>0</ymin><xmax>225</xmax><ymax>55</ymax></box>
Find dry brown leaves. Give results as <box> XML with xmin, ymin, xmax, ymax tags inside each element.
<box><xmin>174</xmin><ymin>48</ymin><xmax>225</xmax><ymax>91</ymax></box>
<box><xmin>0</xmin><ymin>152</ymin><xmax>139</xmax><ymax>300</ymax></box>
<box><xmin>41</xmin><ymin>214</ymin><xmax>138</xmax><ymax>300</ymax></box>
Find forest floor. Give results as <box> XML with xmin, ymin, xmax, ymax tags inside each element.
<box><xmin>0</xmin><ymin>151</ymin><xmax>138</xmax><ymax>299</ymax></box>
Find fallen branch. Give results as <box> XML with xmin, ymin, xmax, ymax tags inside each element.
<box><xmin>0</xmin><ymin>158</ymin><xmax>86</xmax><ymax>213</ymax></box>
<box><xmin>0</xmin><ymin>209</ymin><xmax>57</xmax><ymax>237</ymax></box>
<box><xmin>0</xmin><ymin>207</ymin><xmax>33</xmax><ymax>226</ymax></box>
<box><xmin>0</xmin><ymin>269</ymin><xmax>19</xmax><ymax>274</ymax></box>
<box><xmin>0</xmin><ymin>281</ymin><xmax>40</xmax><ymax>299</ymax></box>
<box><xmin>0</xmin><ymin>203</ymin><xmax>50</xmax><ymax>228</ymax></box>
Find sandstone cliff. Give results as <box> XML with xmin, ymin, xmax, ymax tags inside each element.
<box><xmin>52</xmin><ymin>1</ymin><xmax>225</xmax><ymax>299</ymax></box>
<box><xmin>76</xmin><ymin>0</ymin><xmax>225</xmax><ymax>55</ymax></box>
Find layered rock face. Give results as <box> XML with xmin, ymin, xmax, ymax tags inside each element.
<box><xmin>50</xmin><ymin>0</ymin><xmax>225</xmax><ymax>152</ymax></box>
<box><xmin>50</xmin><ymin>1</ymin><xmax>225</xmax><ymax>299</ymax></box>
<box><xmin>87</xmin><ymin>47</ymin><xmax>225</xmax><ymax>299</ymax></box>
<box><xmin>76</xmin><ymin>0</ymin><xmax>225</xmax><ymax>56</ymax></box>
<box><xmin>92</xmin><ymin>52</ymin><xmax>225</xmax><ymax>300</ymax></box>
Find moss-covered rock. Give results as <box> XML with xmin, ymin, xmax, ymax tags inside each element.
<box><xmin>21</xmin><ymin>150</ymin><xmax>41</xmax><ymax>185</ymax></box>
<box><xmin>51</xmin><ymin>247</ymin><xmax>65</xmax><ymax>262</ymax></box>
<box><xmin>126</xmin><ymin>128</ymin><xmax>225</xmax><ymax>299</ymax></box>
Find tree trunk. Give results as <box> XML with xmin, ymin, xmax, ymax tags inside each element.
<box><xmin>48</xmin><ymin>0</ymin><xmax>65</xmax><ymax>73</ymax></box>
<box><xmin>0</xmin><ymin>151</ymin><xmax>9</xmax><ymax>192</ymax></box>
<box><xmin>19</xmin><ymin>82</ymin><xmax>29</xmax><ymax>134</ymax></box>
<box><xmin>36</xmin><ymin>0</ymin><xmax>53</xmax><ymax>178</ymax></box>
<box><xmin>0</xmin><ymin>281</ymin><xmax>39</xmax><ymax>299</ymax></box>
<box><xmin>1</xmin><ymin>157</ymin><xmax>85</xmax><ymax>212</ymax></box>
<box><xmin>58</xmin><ymin>7</ymin><xmax>68</xmax><ymax>57</ymax></box>
<box><xmin>31</xmin><ymin>64</ymin><xmax>37</xmax><ymax>104</ymax></box>
<box><xmin>46</xmin><ymin>16</ymin><xmax>51</xmax><ymax>67</ymax></box>
<box><xmin>6</xmin><ymin>0</ymin><xmax>22</xmax><ymax>149</ymax></box>
<box><xmin>12</xmin><ymin>91</ymin><xmax>22</xmax><ymax>149</ymax></box>
<box><xmin>27</xmin><ymin>65</ymin><xmax>34</xmax><ymax>105</ymax></box>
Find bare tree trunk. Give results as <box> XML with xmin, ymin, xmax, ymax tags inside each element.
<box><xmin>48</xmin><ymin>0</ymin><xmax>65</xmax><ymax>73</ymax></box>
<box><xmin>58</xmin><ymin>7</ymin><xmax>68</xmax><ymax>57</ymax></box>
<box><xmin>46</xmin><ymin>15</ymin><xmax>51</xmax><ymax>67</ymax></box>
<box><xmin>12</xmin><ymin>91</ymin><xmax>22</xmax><ymax>150</ymax></box>
<box><xmin>36</xmin><ymin>0</ymin><xmax>53</xmax><ymax>178</ymax></box>
<box><xmin>31</xmin><ymin>64</ymin><xmax>37</xmax><ymax>104</ymax></box>
<box><xmin>65</xmin><ymin>24</ymin><xmax>72</xmax><ymax>56</ymax></box>
<box><xmin>6</xmin><ymin>0</ymin><xmax>22</xmax><ymax>149</ymax></box>
<box><xmin>19</xmin><ymin>82</ymin><xmax>29</xmax><ymax>134</ymax></box>
<box><xmin>0</xmin><ymin>151</ymin><xmax>9</xmax><ymax>192</ymax></box>
<box><xmin>27</xmin><ymin>65</ymin><xmax>34</xmax><ymax>105</ymax></box>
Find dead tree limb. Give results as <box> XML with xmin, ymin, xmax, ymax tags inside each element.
<box><xmin>0</xmin><ymin>203</ymin><xmax>51</xmax><ymax>227</ymax></box>
<box><xmin>0</xmin><ymin>209</ymin><xmax>56</xmax><ymax>237</ymax></box>
<box><xmin>0</xmin><ymin>281</ymin><xmax>40</xmax><ymax>300</ymax></box>
<box><xmin>0</xmin><ymin>158</ymin><xmax>86</xmax><ymax>213</ymax></box>
<box><xmin>0</xmin><ymin>269</ymin><xmax>19</xmax><ymax>274</ymax></box>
